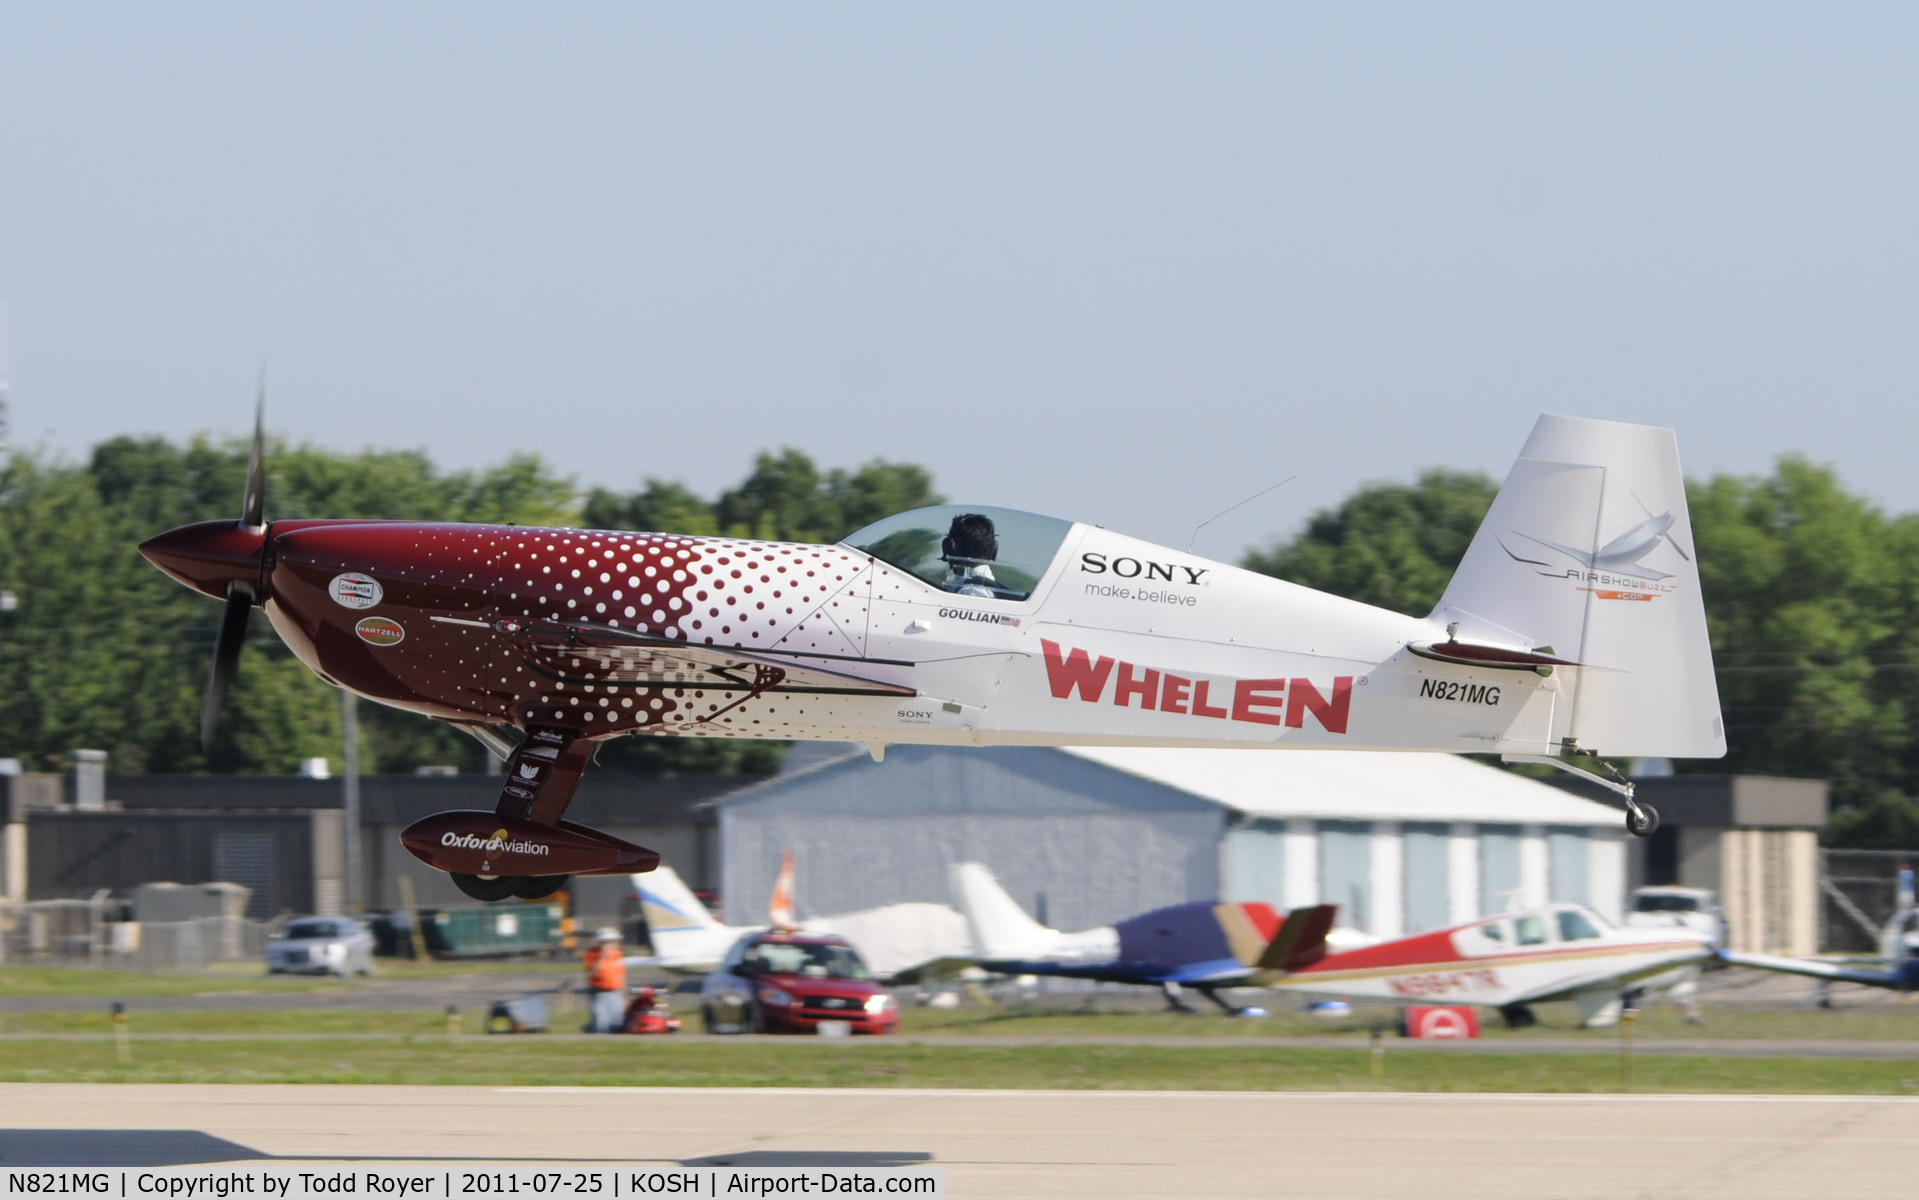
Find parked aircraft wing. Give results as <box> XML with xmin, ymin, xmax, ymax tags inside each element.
<box><xmin>806</xmin><ymin>902</ymin><xmax>974</xmax><ymax>984</ymax></box>
<box><xmin>1255</xmin><ymin>904</ymin><xmax>1338</xmax><ymax>973</ymax></box>
<box><xmin>1719</xmin><ymin>949</ymin><xmax>1903</xmax><ymax>989</ymax></box>
<box><xmin>507</xmin><ymin>619</ymin><xmax>917</xmax><ymax>697</ymax></box>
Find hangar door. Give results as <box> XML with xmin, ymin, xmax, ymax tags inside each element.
<box><xmin>1223</xmin><ymin>820</ymin><xmax>1286</xmax><ymax>908</ymax></box>
<box><xmin>1402</xmin><ymin>822</ymin><xmax>1451</xmax><ymax>933</ymax></box>
<box><xmin>1319</xmin><ymin>821</ymin><xmax>1372</xmax><ymax>932</ymax></box>
<box><xmin>1548</xmin><ymin>828</ymin><xmax>1589</xmax><ymax>906</ymax></box>
<box><xmin>1480</xmin><ymin>824</ymin><xmax>1522</xmax><ymax>917</ymax></box>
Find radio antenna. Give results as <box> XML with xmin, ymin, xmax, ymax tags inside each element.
<box><xmin>1187</xmin><ymin>475</ymin><xmax>1295</xmax><ymax>553</ymax></box>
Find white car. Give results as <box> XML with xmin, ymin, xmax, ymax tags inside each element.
<box><xmin>1625</xmin><ymin>887</ymin><xmax>1725</xmax><ymax>949</ymax></box>
<box><xmin>266</xmin><ymin>917</ymin><xmax>376</xmax><ymax>976</ymax></box>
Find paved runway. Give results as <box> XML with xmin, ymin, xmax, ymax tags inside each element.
<box><xmin>0</xmin><ymin>1084</ymin><xmax>1911</xmax><ymax>1198</ymax></box>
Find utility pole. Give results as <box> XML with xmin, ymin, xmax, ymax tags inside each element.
<box><xmin>341</xmin><ymin>689</ymin><xmax>362</xmax><ymax>912</ymax></box>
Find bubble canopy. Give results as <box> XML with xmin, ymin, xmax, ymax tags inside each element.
<box><xmin>842</xmin><ymin>504</ymin><xmax>1075</xmax><ymax>602</ymax></box>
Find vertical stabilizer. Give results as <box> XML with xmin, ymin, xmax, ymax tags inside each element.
<box><xmin>635</xmin><ymin>866</ymin><xmax>721</xmax><ymax>935</ymax></box>
<box><xmin>768</xmin><ymin>849</ymin><xmax>798</xmax><ymax>930</ymax></box>
<box><xmin>1433</xmin><ymin>415</ymin><xmax>1724</xmax><ymax>758</ymax></box>
<box><xmin>949</xmin><ymin>862</ymin><xmax>1056</xmax><ymax>960</ymax></box>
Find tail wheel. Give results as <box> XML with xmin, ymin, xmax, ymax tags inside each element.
<box><xmin>510</xmin><ymin>874</ymin><xmax>570</xmax><ymax>900</ymax></box>
<box><xmin>1626</xmin><ymin>804</ymin><xmax>1660</xmax><ymax>838</ymax></box>
<box><xmin>452</xmin><ymin>873</ymin><xmax>521</xmax><ymax>902</ymax></box>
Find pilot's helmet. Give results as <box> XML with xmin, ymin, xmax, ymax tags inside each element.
<box><xmin>941</xmin><ymin>513</ymin><xmax>998</xmax><ymax>567</ymax></box>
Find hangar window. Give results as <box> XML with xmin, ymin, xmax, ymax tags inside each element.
<box><xmin>844</xmin><ymin>505</ymin><xmax>1073</xmax><ymax>602</ymax></box>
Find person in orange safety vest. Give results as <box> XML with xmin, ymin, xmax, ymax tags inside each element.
<box><xmin>582</xmin><ymin>928</ymin><xmax>627</xmax><ymax>1033</ymax></box>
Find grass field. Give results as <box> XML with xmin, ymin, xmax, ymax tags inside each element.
<box><xmin>0</xmin><ymin>961</ymin><xmax>571</xmax><ymax>998</ymax></box>
<box><xmin>0</xmin><ymin>1033</ymin><xmax>1914</xmax><ymax>1093</ymax></box>
<box><xmin>4</xmin><ymin>983</ymin><xmax>1916</xmax><ymax>1041</ymax></box>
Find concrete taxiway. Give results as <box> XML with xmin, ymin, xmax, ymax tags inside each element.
<box><xmin>0</xmin><ymin>1084</ymin><xmax>1912</xmax><ymax>1198</ymax></box>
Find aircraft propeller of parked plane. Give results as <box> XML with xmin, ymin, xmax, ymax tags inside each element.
<box><xmin>141</xmin><ymin>408</ymin><xmax>1725</xmax><ymax>901</ymax></box>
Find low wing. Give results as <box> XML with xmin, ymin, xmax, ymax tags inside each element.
<box><xmin>506</xmin><ymin>619</ymin><xmax>916</xmax><ymax>697</ymax></box>
<box><xmin>1719</xmin><ymin>949</ymin><xmax>1902</xmax><ymax>989</ymax></box>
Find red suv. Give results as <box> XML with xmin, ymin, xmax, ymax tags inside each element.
<box><xmin>700</xmin><ymin>932</ymin><xmax>898</xmax><ymax>1035</ymax></box>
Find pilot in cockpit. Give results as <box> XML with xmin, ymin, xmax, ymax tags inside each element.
<box><xmin>941</xmin><ymin>513</ymin><xmax>1001</xmax><ymax>598</ymax></box>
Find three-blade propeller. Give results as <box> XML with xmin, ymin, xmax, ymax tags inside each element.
<box><xmin>200</xmin><ymin>384</ymin><xmax>267</xmax><ymax>750</ymax></box>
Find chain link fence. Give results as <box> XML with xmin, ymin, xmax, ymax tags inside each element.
<box><xmin>0</xmin><ymin>898</ymin><xmax>273</xmax><ymax>970</ymax></box>
<box><xmin>1820</xmin><ymin>848</ymin><xmax>1914</xmax><ymax>953</ymax></box>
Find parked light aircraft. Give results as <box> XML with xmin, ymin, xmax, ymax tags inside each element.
<box><xmin>632</xmin><ymin>857</ymin><xmax>970</xmax><ymax>983</ymax></box>
<box><xmin>141</xmin><ymin>411</ymin><xmax>1724</xmax><ymax>900</ymax></box>
<box><xmin>1273</xmin><ymin>904</ymin><xmax>1715</xmax><ymax>1027</ymax></box>
<box><xmin>951</xmin><ymin>862</ymin><xmax>1705</xmax><ymax>1024</ymax></box>
<box><xmin>951</xmin><ymin>862</ymin><xmax>1337</xmax><ymax>1013</ymax></box>
<box><xmin>1719</xmin><ymin>866</ymin><xmax>1919</xmax><ymax>994</ymax></box>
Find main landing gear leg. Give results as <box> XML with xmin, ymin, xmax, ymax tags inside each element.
<box><xmin>1194</xmin><ymin>985</ymin><xmax>1245</xmax><ymax>1016</ymax></box>
<box><xmin>1160</xmin><ymin>981</ymin><xmax>1200</xmax><ymax>1014</ymax></box>
<box><xmin>1504</xmin><ymin>745</ymin><xmax>1660</xmax><ymax>838</ymax></box>
<box><xmin>449</xmin><ymin>725</ymin><xmax>591</xmax><ymax>903</ymax></box>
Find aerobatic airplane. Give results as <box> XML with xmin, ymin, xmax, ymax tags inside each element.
<box><xmin>140</xmin><ymin>412</ymin><xmax>1724</xmax><ymax>901</ymax></box>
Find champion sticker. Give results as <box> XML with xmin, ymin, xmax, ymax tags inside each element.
<box><xmin>329</xmin><ymin>572</ymin><xmax>383</xmax><ymax>610</ymax></box>
<box><xmin>355</xmin><ymin>616</ymin><xmax>405</xmax><ymax>647</ymax></box>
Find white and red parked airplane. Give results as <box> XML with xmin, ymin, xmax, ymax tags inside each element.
<box><xmin>1273</xmin><ymin>903</ymin><xmax>1714</xmax><ymax>1027</ymax></box>
<box><xmin>140</xmin><ymin>413</ymin><xmax>1725</xmax><ymax>900</ymax></box>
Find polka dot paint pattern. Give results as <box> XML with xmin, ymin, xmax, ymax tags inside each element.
<box><xmin>261</xmin><ymin>522</ymin><xmax>887</xmax><ymax>740</ymax></box>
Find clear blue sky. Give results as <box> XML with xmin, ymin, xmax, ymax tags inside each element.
<box><xmin>3</xmin><ymin>4</ymin><xmax>1915</xmax><ymax>555</ymax></box>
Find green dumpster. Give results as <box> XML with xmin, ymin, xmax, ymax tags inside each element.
<box><xmin>422</xmin><ymin>904</ymin><xmax>565</xmax><ymax>959</ymax></box>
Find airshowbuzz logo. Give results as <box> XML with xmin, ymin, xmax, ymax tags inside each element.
<box><xmin>440</xmin><ymin>829</ymin><xmax>551</xmax><ymax>856</ymax></box>
<box><xmin>1498</xmin><ymin>503</ymin><xmax>1691</xmax><ymax>602</ymax></box>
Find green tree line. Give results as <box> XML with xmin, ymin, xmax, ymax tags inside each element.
<box><xmin>1244</xmin><ymin>461</ymin><xmax>1919</xmax><ymax>847</ymax></box>
<box><xmin>6</xmin><ymin>433</ymin><xmax>1917</xmax><ymax>845</ymax></box>
<box><xmin>0</xmin><ymin>438</ymin><xmax>935</xmax><ymax>779</ymax></box>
